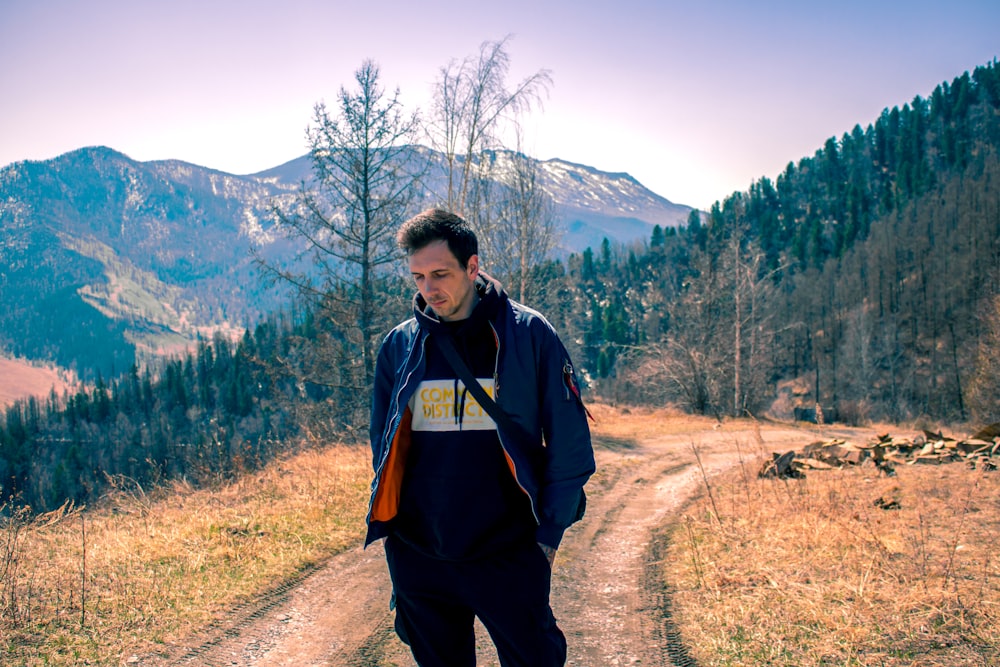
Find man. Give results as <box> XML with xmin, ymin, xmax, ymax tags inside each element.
<box><xmin>366</xmin><ymin>208</ymin><xmax>595</xmax><ymax>666</ymax></box>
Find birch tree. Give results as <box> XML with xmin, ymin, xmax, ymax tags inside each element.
<box><xmin>498</xmin><ymin>148</ymin><xmax>559</xmax><ymax>302</ymax></box>
<box><xmin>428</xmin><ymin>35</ymin><xmax>552</xmax><ymax>213</ymax></box>
<box><xmin>475</xmin><ymin>143</ymin><xmax>559</xmax><ymax>302</ymax></box>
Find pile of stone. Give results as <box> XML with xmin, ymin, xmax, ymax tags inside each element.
<box><xmin>759</xmin><ymin>423</ymin><xmax>1000</xmax><ymax>479</ymax></box>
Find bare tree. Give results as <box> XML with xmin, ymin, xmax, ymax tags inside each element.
<box><xmin>728</xmin><ymin>233</ymin><xmax>780</xmax><ymax>416</ymax></box>
<box><xmin>428</xmin><ymin>35</ymin><xmax>552</xmax><ymax>213</ymax></box>
<box><xmin>258</xmin><ymin>60</ymin><xmax>421</xmax><ymax>429</ymax></box>
<box><xmin>966</xmin><ymin>294</ymin><xmax>1000</xmax><ymax>422</ymax></box>
<box><xmin>629</xmin><ymin>340</ymin><xmax>715</xmax><ymax>415</ymax></box>
<box><xmin>649</xmin><ymin>256</ymin><xmax>730</xmax><ymax>417</ymax></box>
<box><xmin>488</xmin><ymin>144</ymin><xmax>559</xmax><ymax>302</ymax></box>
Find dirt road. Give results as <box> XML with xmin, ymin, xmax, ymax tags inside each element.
<box><xmin>139</xmin><ymin>422</ymin><xmax>836</xmax><ymax>666</ymax></box>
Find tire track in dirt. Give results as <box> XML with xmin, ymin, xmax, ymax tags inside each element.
<box><xmin>553</xmin><ymin>437</ymin><xmax>702</xmax><ymax>665</ymax></box>
<box><xmin>137</xmin><ymin>424</ymin><xmax>825</xmax><ymax>666</ymax></box>
<box><xmin>645</xmin><ymin>523</ymin><xmax>698</xmax><ymax>667</ymax></box>
<box><xmin>136</xmin><ymin>544</ymin><xmax>398</xmax><ymax>666</ymax></box>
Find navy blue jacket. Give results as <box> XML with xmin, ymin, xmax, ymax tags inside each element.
<box><xmin>366</xmin><ymin>274</ymin><xmax>595</xmax><ymax>550</ymax></box>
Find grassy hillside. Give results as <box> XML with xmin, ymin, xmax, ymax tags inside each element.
<box><xmin>0</xmin><ymin>358</ymin><xmax>74</xmax><ymax>408</ymax></box>
<box><xmin>1</xmin><ymin>437</ymin><xmax>370</xmax><ymax>666</ymax></box>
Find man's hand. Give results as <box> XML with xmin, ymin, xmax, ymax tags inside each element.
<box><xmin>538</xmin><ymin>542</ymin><xmax>557</xmax><ymax>567</ymax></box>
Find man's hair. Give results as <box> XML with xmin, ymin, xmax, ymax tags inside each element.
<box><xmin>397</xmin><ymin>208</ymin><xmax>478</xmax><ymax>268</ymax></box>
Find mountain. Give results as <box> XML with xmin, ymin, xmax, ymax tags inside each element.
<box><xmin>0</xmin><ymin>147</ymin><xmax>300</xmax><ymax>378</ymax></box>
<box><xmin>0</xmin><ymin>145</ymin><xmax>691</xmax><ymax>379</ymax></box>
<box><xmin>252</xmin><ymin>149</ymin><xmax>692</xmax><ymax>253</ymax></box>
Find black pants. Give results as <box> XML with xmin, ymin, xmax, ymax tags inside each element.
<box><xmin>384</xmin><ymin>536</ymin><xmax>567</xmax><ymax>667</ymax></box>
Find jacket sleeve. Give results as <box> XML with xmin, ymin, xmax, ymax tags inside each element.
<box><xmin>369</xmin><ymin>332</ymin><xmax>397</xmax><ymax>471</ymax></box>
<box><xmin>533</xmin><ymin>321</ymin><xmax>596</xmax><ymax>549</ymax></box>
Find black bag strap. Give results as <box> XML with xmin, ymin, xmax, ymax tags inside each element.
<box><xmin>433</xmin><ymin>332</ymin><xmax>533</xmax><ymax>444</ymax></box>
<box><xmin>436</xmin><ymin>331</ymin><xmax>589</xmax><ymax>528</ymax></box>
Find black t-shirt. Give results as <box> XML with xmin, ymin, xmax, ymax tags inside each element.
<box><xmin>393</xmin><ymin>300</ymin><xmax>535</xmax><ymax>560</ymax></box>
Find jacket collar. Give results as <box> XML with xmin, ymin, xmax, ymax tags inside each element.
<box><xmin>412</xmin><ymin>271</ymin><xmax>508</xmax><ymax>335</ymax></box>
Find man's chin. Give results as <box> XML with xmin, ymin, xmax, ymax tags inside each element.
<box><xmin>430</xmin><ymin>305</ymin><xmax>455</xmax><ymax>320</ymax></box>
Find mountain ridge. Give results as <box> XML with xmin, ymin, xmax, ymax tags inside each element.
<box><xmin>0</xmin><ymin>145</ymin><xmax>692</xmax><ymax>378</ymax></box>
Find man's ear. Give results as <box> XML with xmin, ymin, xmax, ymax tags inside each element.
<box><xmin>467</xmin><ymin>254</ymin><xmax>480</xmax><ymax>280</ymax></box>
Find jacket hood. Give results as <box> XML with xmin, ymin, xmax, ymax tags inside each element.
<box><xmin>412</xmin><ymin>270</ymin><xmax>508</xmax><ymax>335</ymax></box>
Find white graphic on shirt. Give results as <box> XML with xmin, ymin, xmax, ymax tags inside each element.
<box><xmin>409</xmin><ymin>378</ymin><xmax>498</xmax><ymax>432</ymax></box>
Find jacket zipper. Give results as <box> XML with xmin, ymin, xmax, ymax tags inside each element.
<box><xmin>387</xmin><ymin>335</ymin><xmax>426</xmax><ymax>450</ymax></box>
<box><xmin>488</xmin><ymin>321</ymin><xmax>540</xmax><ymax>526</ymax></box>
<box><xmin>369</xmin><ymin>334</ymin><xmax>426</xmax><ymax>516</ymax></box>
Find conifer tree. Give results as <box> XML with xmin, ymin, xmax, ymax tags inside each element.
<box><xmin>259</xmin><ymin>60</ymin><xmax>421</xmax><ymax>431</ymax></box>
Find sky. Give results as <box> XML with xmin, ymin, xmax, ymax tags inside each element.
<box><xmin>1</xmin><ymin>0</ymin><xmax>998</xmax><ymax>211</ymax></box>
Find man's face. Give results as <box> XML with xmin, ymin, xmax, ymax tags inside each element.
<box><xmin>408</xmin><ymin>240</ymin><xmax>480</xmax><ymax>322</ymax></box>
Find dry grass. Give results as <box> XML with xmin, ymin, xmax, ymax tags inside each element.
<box><xmin>1</xmin><ymin>442</ymin><xmax>371</xmax><ymax>666</ymax></box>
<box><xmin>0</xmin><ymin>357</ymin><xmax>75</xmax><ymax>408</ymax></box>
<box><xmin>10</xmin><ymin>402</ymin><xmax>995</xmax><ymax>666</ymax></box>
<box><xmin>666</xmin><ymin>453</ymin><xmax>1000</xmax><ymax>666</ymax></box>
<box><xmin>588</xmin><ymin>402</ymin><xmax>723</xmax><ymax>440</ymax></box>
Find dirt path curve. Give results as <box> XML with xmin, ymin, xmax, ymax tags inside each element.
<box><xmin>140</xmin><ymin>422</ymin><xmax>850</xmax><ymax>666</ymax></box>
